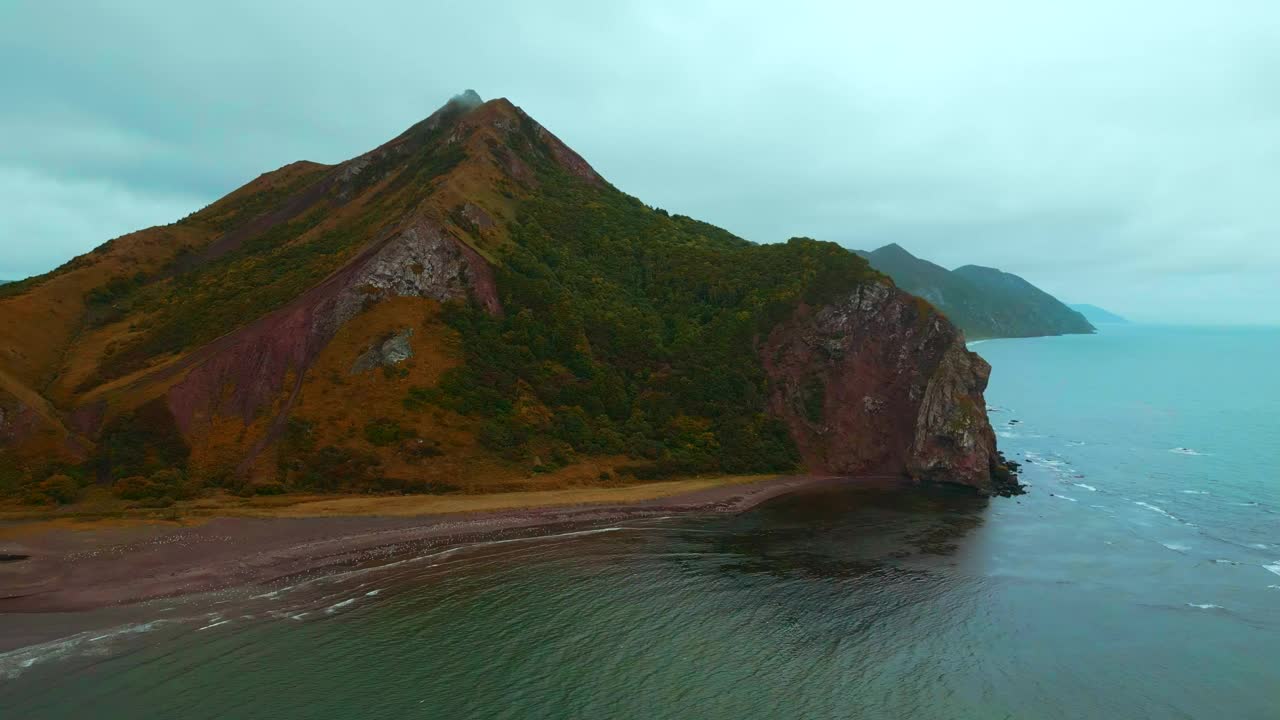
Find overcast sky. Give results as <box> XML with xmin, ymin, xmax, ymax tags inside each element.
<box><xmin>3</xmin><ymin>1</ymin><xmax>1277</xmax><ymax>324</ymax></box>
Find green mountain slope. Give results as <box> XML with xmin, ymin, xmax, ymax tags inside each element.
<box><xmin>857</xmin><ymin>244</ymin><xmax>1094</xmax><ymax>339</ymax></box>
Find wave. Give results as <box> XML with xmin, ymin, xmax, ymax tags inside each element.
<box><xmin>1169</xmin><ymin>447</ymin><xmax>1208</xmax><ymax>456</ymax></box>
<box><xmin>1074</xmin><ymin>483</ymin><xmax>1098</xmax><ymax>492</ymax></box>
<box><xmin>1161</xmin><ymin>542</ymin><xmax>1191</xmax><ymax>552</ymax></box>
<box><xmin>325</xmin><ymin>598</ymin><xmax>358</xmax><ymax>614</ymax></box>
<box><xmin>1134</xmin><ymin>501</ymin><xmax>1179</xmax><ymax>521</ymax></box>
<box><xmin>0</xmin><ymin>621</ymin><xmax>168</xmax><ymax>680</ymax></box>
<box><xmin>1179</xmin><ymin>490</ymin><xmax>1210</xmax><ymax>495</ymax></box>
<box><xmin>254</xmin><ymin>525</ymin><xmax>629</xmax><ymax>595</ymax></box>
<box><xmin>1052</xmin><ymin>494</ymin><xmax>1078</xmax><ymax>502</ymax></box>
<box><xmin>1264</xmin><ymin>562</ymin><xmax>1280</xmax><ymax>578</ymax></box>
<box><xmin>1186</xmin><ymin>603</ymin><xmax>1223</xmax><ymax>610</ymax></box>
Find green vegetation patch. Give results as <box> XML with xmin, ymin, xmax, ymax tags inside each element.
<box><xmin>416</xmin><ymin>161</ymin><xmax>879</xmax><ymax>476</ymax></box>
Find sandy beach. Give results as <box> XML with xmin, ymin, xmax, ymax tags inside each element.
<box><xmin>0</xmin><ymin>475</ymin><xmax>881</xmax><ymax>619</ymax></box>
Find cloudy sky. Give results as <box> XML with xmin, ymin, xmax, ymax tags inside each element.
<box><xmin>3</xmin><ymin>1</ymin><xmax>1277</xmax><ymax>324</ymax></box>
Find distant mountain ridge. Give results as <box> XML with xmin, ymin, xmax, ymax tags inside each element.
<box><xmin>855</xmin><ymin>244</ymin><xmax>1095</xmax><ymax>340</ymax></box>
<box><xmin>1069</xmin><ymin>303</ymin><xmax>1129</xmax><ymax>324</ymax></box>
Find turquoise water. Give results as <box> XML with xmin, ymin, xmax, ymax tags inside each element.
<box><xmin>1</xmin><ymin>325</ymin><xmax>1277</xmax><ymax>718</ymax></box>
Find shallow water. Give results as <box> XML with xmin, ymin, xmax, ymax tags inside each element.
<box><xmin>1</xmin><ymin>325</ymin><xmax>1277</xmax><ymax>719</ymax></box>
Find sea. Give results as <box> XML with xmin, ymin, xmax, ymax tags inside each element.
<box><xmin>1</xmin><ymin>324</ymin><xmax>1277</xmax><ymax>719</ymax></box>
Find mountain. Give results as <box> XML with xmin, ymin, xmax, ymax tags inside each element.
<box><xmin>0</xmin><ymin>92</ymin><xmax>1020</xmax><ymax>502</ymax></box>
<box><xmin>1069</xmin><ymin>303</ymin><xmax>1129</xmax><ymax>324</ymax></box>
<box><xmin>856</xmin><ymin>244</ymin><xmax>1095</xmax><ymax>339</ymax></box>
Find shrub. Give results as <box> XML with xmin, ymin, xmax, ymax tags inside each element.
<box><xmin>364</xmin><ymin>418</ymin><xmax>412</xmax><ymax>447</ymax></box>
<box><xmin>113</xmin><ymin>468</ymin><xmax>188</xmax><ymax>501</ymax></box>
<box><xmin>23</xmin><ymin>475</ymin><xmax>80</xmax><ymax>506</ymax></box>
<box><xmin>95</xmin><ymin>399</ymin><xmax>190</xmax><ymax>481</ymax></box>
<box><xmin>288</xmin><ymin>445</ymin><xmax>383</xmax><ymax>492</ymax></box>
<box><xmin>400</xmin><ymin>438</ymin><xmax>444</xmax><ymax>462</ymax></box>
<box><xmin>375</xmin><ymin>477</ymin><xmax>460</xmax><ymax>495</ymax></box>
<box><xmin>113</xmin><ymin>475</ymin><xmax>157</xmax><ymax>501</ymax></box>
<box><xmin>251</xmin><ymin>481</ymin><xmax>287</xmax><ymax>496</ymax></box>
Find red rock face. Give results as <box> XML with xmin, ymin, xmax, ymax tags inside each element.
<box><xmin>0</xmin><ymin>396</ymin><xmax>40</xmax><ymax>446</ymax></box>
<box><xmin>163</xmin><ymin>217</ymin><xmax>499</xmax><ymax>467</ymax></box>
<box><xmin>762</xmin><ymin>281</ymin><xmax>1015</xmax><ymax>496</ymax></box>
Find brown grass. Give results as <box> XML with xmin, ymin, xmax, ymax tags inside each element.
<box><xmin>0</xmin><ymin>474</ymin><xmax>773</xmax><ymax>536</ymax></box>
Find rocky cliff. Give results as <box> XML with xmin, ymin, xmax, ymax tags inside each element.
<box><xmin>764</xmin><ymin>281</ymin><xmax>1018</xmax><ymax>496</ymax></box>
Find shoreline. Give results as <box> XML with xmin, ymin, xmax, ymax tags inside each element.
<box><xmin>0</xmin><ymin>474</ymin><xmax>890</xmax><ymax>618</ymax></box>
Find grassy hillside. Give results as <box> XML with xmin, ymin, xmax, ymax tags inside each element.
<box><xmin>0</xmin><ymin>94</ymin><xmax>888</xmax><ymax>506</ymax></box>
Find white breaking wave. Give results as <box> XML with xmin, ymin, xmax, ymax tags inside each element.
<box><xmin>1134</xmin><ymin>501</ymin><xmax>1178</xmax><ymax>520</ymax></box>
<box><xmin>1075</xmin><ymin>483</ymin><xmax>1098</xmax><ymax>492</ymax></box>
<box><xmin>1186</xmin><ymin>603</ymin><xmax>1223</xmax><ymax>610</ymax></box>
<box><xmin>1263</xmin><ymin>563</ymin><xmax>1280</xmax><ymax>578</ymax></box>
<box><xmin>1179</xmin><ymin>490</ymin><xmax>1210</xmax><ymax>495</ymax></box>
<box><xmin>1169</xmin><ymin>447</ymin><xmax>1208</xmax><ymax>456</ymax></box>
<box><xmin>1053</xmin><ymin>495</ymin><xmax>1078</xmax><ymax>502</ymax></box>
<box><xmin>325</xmin><ymin>598</ymin><xmax>358</xmax><ymax>614</ymax></box>
<box><xmin>0</xmin><ymin>621</ymin><xmax>167</xmax><ymax>680</ymax></box>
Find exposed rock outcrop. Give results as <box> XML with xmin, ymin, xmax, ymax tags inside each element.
<box><xmin>351</xmin><ymin>328</ymin><xmax>415</xmax><ymax>374</ymax></box>
<box><xmin>163</xmin><ymin>216</ymin><xmax>498</xmax><ymax>467</ymax></box>
<box><xmin>763</xmin><ymin>281</ymin><xmax>1021</xmax><ymax>496</ymax></box>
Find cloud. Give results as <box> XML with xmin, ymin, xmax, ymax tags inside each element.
<box><xmin>0</xmin><ymin>168</ymin><xmax>201</xmax><ymax>278</ymax></box>
<box><xmin>1</xmin><ymin>0</ymin><xmax>1276</xmax><ymax>323</ymax></box>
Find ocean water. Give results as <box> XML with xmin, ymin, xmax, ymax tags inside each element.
<box><xmin>1</xmin><ymin>325</ymin><xmax>1277</xmax><ymax>719</ymax></box>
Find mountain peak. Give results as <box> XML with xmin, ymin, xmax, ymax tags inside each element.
<box><xmin>448</xmin><ymin>89</ymin><xmax>484</xmax><ymax>111</ymax></box>
<box><xmin>873</xmin><ymin>242</ymin><xmax>916</xmax><ymax>259</ymax></box>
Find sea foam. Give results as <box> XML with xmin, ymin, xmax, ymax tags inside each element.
<box><xmin>1134</xmin><ymin>501</ymin><xmax>1178</xmax><ymax>520</ymax></box>
<box><xmin>0</xmin><ymin>621</ymin><xmax>166</xmax><ymax>679</ymax></box>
